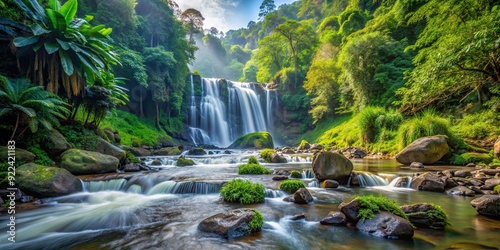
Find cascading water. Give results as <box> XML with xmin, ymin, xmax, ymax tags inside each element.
<box><xmin>187</xmin><ymin>77</ymin><xmax>274</xmax><ymax>147</ymax></box>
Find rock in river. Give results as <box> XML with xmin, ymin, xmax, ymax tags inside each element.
<box><xmin>470</xmin><ymin>195</ymin><xmax>500</xmax><ymax>218</ymax></box>
<box><xmin>356</xmin><ymin>211</ymin><xmax>414</xmax><ymax>239</ymax></box>
<box><xmin>410</xmin><ymin>172</ymin><xmax>448</xmax><ymax>192</ymax></box>
<box><xmin>400</xmin><ymin>203</ymin><xmax>448</xmax><ymax>230</ymax></box>
<box><xmin>198</xmin><ymin>208</ymin><xmax>262</xmax><ymax>238</ymax></box>
<box><xmin>395</xmin><ymin>135</ymin><xmax>449</xmax><ymax>165</ymax></box>
<box><xmin>17</xmin><ymin>163</ymin><xmax>82</xmax><ymax>197</ymax></box>
<box><xmin>312</xmin><ymin>151</ymin><xmax>353</xmax><ymax>182</ymax></box>
<box><xmin>294</xmin><ymin>188</ymin><xmax>313</xmax><ymax>204</ymax></box>
<box><xmin>61</xmin><ymin>149</ymin><xmax>119</xmax><ymax>175</ymax></box>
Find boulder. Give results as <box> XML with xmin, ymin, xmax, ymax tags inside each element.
<box><xmin>128</xmin><ymin>147</ymin><xmax>152</xmax><ymax>157</ymax></box>
<box><xmin>481</xmin><ymin>169</ymin><xmax>500</xmax><ymax>175</ymax></box>
<box><xmin>198</xmin><ymin>209</ymin><xmax>261</xmax><ymax>238</ymax></box>
<box><xmin>272</xmin><ymin>175</ymin><xmax>289</xmax><ymax>181</ymax></box>
<box><xmin>321</xmin><ymin>180</ymin><xmax>339</xmax><ymax>189</ymax></box>
<box><xmin>446</xmin><ymin>186</ymin><xmax>475</xmax><ymax>197</ymax></box>
<box><xmin>283</xmin><ymin>195</ymin><xmax>295</xmax><ymax>202</ymax></box>
<box><xmin>187</xmin><ymin>148</ymin><xmax>207</xmax><ymax>155</ymax></box>
<box><xmin>60</xmin><ymin>149</ymin><xmax>119</xmax><ymax>175</ymax></box>
<box><xmin>41</xmin><ymin>129</ymin><xmax>71</xmax><ymax>157</ymax></box>
<box><xmin>153</xmin><ymin>147</ymin><xmax>181</xmax><ymax>156</ymax></box>
<box><xmin>151</xmin><ymin>160</ymin><xmax>162</xmax><ymax>166</ymax></box>
<box><xmin>320</xmin><ymin>212</ymin><xmax>346</xmax><ymax>226</ymax></box>
<box><xmin>410</xmin><ymin>162</ymin><xmax>425</xmax><ymax>169</ymax></box>
<box><xmin>0</xmin><ymin>146</ymin><xmax>35</xmax><ymax>163</ymax></box>
<box><xmin>410</xmin><ymin>172</ymin><xmax>448</xmax><ymax>192</ymax></box>
<box><xmin>470</xmin><ymin>195</ymin><xmax>500</xmax><ymax>218</ymax></box>
<box><xmin>454</xmin><ymin>170</ymin><xmax>472</xmax><ymax>178</ymax></box>
<box><xmin>293</xmin><ymin>188</ymin><xmax>313</xmax><ymax>204</ymax></box>
<box><xmin>312</xmin><ymin>151</ymin><xmax>353</xmax><ymax>182</ymax></box>
<box><xmin>283</xmin><ymin>149</ymin><xmax>295</xmax><ymax>154</ymax></box>
<box><xmin>270</xmin><ymin>153</ymin><xmax>288</xmax><ymax>163</ymax></box>
<box><xmin>395</xmin><ymin>135</ymin><xmax>450</xmax><ymax>165</ymax></box>
<box><xmin>93</xmin><ymin>138</ymin><xmax>126</xmax><ymax>162</ymax></box>
<box><xmin>494</xmin><ymin>139</ymin><xmax>500</xmax><ymax>159</ymax></box>
<box><xmin>16</xmin><ymin>163</ymin><xmax>82</xmax><ymax>197</ymax></box>
<box><xmin>484</xmin><ymin>178</ymin><xmax>500</xmax><ymax>187</ymax></box>
<box><xmin>122</xmin><ymin>163</ymin><xmax>141</xmax><ymax>172</ymax></box>
<box><xmin>356</xmin><ymin>211</ymin><xmax>414</xmax><ymax>239</ymax></box>
<box><xmin>392</xmin><ymin>177</ymin><xmax>411</xmax><ymax>188</ymax></box>
<box><xmin>339</xmin><ymin>199</ymin><xmax>361</xmax><ymax>223</ymax></box>
<box><xmin>341</xmin><ymin>146</ymin><xmax>367</xmax><ymax>159</ymax></box>
<box><xmin>228</xmin><ymin>131</ymin><xmax>274</xmax><ymax>149</ymax></box>
<box><xmin>310</xmin><ymin>144</ymin><xmax>324</xmax><ymax>150</ymax></box>
<box><xmin>290</xmin><ymin>213</ymin><xmax>306</xmax><ymax>220</ymax></box>
<box><xmin>400</xmin><ymin>203</ymin><xmax>447</xmax><ymax>230</ymax></box>
<box><xmin>176</xmin><ymin>157</ymin><xmax>195</xmax><ymax>166</ymax></box>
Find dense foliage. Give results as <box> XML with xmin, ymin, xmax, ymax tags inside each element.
<box><xmin>278</xmin><ymin>179</ymin><xmax>305</xmax><ymax>193</ymax></box>
<box><xmin>219</xmin><ymin>179</ymin><xmax>265</xmax><ymax>204</ymax></box>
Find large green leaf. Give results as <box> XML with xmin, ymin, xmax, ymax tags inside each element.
<box><xmin>59</xmin><ymin>49</ymin><xmax>74</xmax><ymax>75</ymax></box>
<box><xmin>31</xmin><ymin>24</ymin><xmax>50</xmax><ymax>36</ymax></box>
<box><xmin>48</xmin><ymin>0</ymin><xmax>60</xmax><ymax>11</ymax></box>
<box><xmin>13</xmin><ymin>36</ymin><xmax>39</xmax><ymax>47</ymax></box>
<box><xmin>56</xmin><ymin>38</ymin><xmax>69</xmax><ymax>50</ymax></box>
<box><xmin>44</xmin><ymin>41</ymin><xmax>59</xmax><ymax>54</ymax></box>
<box><xmin>59</xmin><ymin>0</ymin><xmax>77</xmax><ymax>25</ymax></box>
<box><xmin>46</xmin><ymin>9</ymin><xmax>66</xmax><ymax>31</ymax></box>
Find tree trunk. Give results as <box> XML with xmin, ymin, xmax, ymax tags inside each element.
<box><xmin>9</xmin><ymin>113</ymin><xmax>20</xmax><ymax>141</ymax></box>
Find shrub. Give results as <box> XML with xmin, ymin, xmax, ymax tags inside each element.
<box><xmin>355</xmin><ymin>195</ymin><xmax>409</xmax><ymax>221</ymax></box>
<box><xmin>249</xmin><ymin>210</ymin><xmax>264</xmax><ymax>232</ymax></box>
<box><xmin>290</xmin><ymin>171</ymin><xmax>302</xmax><ymax>178</ymax></box>
<box><xmin>358</xmin><ymin>106</ymin><xmax>385</xmax><ymax>144</ymax></box>
<box><xmin>279</xmin><ymin>179</ymin><xmax>306</xmax><ymax>193</ymax></box>
<box><xmin>220</xmin><ymin>179</ymin><xmax>265</xmax><ymax>204</ymax></box>
<box><xmin>26</xmin><ymin>145</ymin><xmax>54</xmax><ymax>166</ymax></box>
<box><xmin>248</xmin><ymin>156</ymin><xmax>259</xmax><ymax>164</ymax></box>
<box><xmin>238</xmin><ymin>164</ymin><xmax>272</xmax><ymax>174</ymax></box>
<box><xmin>260</xmin><ymin>148</ymin><xmax>275</xmax><ymax>163</ymax></box>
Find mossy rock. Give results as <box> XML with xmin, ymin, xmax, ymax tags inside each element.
<box><xmin>228</xmin><ymin>132</ymin><xmax>274</xmax><ymax>149</ymax></box>
<box><xmin>198</xmin><ymin>208</ymin><xmax>263</xmax><ymax>238</ymax></box>
<box><xmin>0</xmin><ymin>146</ymin><xmax>35</xmax><ymax>163</ymax></box>
<box><xmin>42</xmin><ymin>129</ymin><xmax>71</xmax><ymax>157</ymax></box>
<box><xmin>177</xmin><ymin>157</ymin><xmax>195</xmax><ymax>166</ymax></box>
<box><xmin>93</xmin><ymin>138</ymin><xmax>126</xmax><ymax>162</ymax></box>
<box><xmin>188</xmin><ymin>148</ymin><xmax>206</xmax><ymax>155</ymax></box>
<box><xmin>153</xmin><ymin>147</ymin><xmax>181</xmax><ymax>156</ymax></box>
<box><xmin>17</xmin><ymin>163</ymin><xmax>82</xmax><ymax>197</ymax></box>
<box><xmin>60</xmin><ymin>149</ymin><xmax>119</xmax><ymax>175</ymax></box>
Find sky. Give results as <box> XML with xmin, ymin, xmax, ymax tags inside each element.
<box><xmin>176</xmin><ymin>0</ymin><xmax>297</xmax><ymax>33</ymax></box>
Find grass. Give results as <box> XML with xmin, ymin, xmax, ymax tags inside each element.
<box><xmin>354</xmin><ymin>195</ymin><xmax>409</xmax><ymax>221</ymax></box>
<box><xmin>451</xmin><ymin>152</ymin><xmax>493</xmax><ymax>165</ymax></box>
<box><xmin>220</xmin><ymin>179</ymin><xmax>265</xmax><ymax>204</ymax></box>
<box><xmin>259</xmin><ymin>148</ymin><xmax>275</xmax><ymax>163</ymax></box>
<box><xmin>238</xmin><ymin>156</ymin><xmax>272</xmax><ymax>174</ymax></box>
<box><xmin>99</xmin><ymin>110</ymin><xmax>172</xmax><ymax>147</ymax></box>
<box><xmin>452</xmin><ymin>110</ymin><xmax>500</xmax><ymax>140</ymax></box>
<box><xmin>249</xmin><ymin>210</ymin><xmax>264</xmax><ymax>232</ymax></box>
<box><xmin>279</xmin><ymin>179</ymin><xmax>306</xmax><ymax>193</ymax></box>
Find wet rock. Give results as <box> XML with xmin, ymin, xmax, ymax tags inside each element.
<box><xmin>298</xmin><ymin>141</ymin><xmax>311</xmax><ymax>150</ymax></box>
<box><xmin>270</xmin><ymin>153</ymin><xmax>288</xmax><ymax>163</ymax></box>
<box><xmin>61</xmin><ymin>149</ymin><xmax>119</xmax><ymax>175</ymax></box>
<box><xmin>320</xmin><ymin>212</ymin><xmax>346</xmax><ymax>226</ymax></box>
<box><xmin>481</xmin><ymin>169</ymin><xmax>500</xmax><ymax>175</ymax></box>
<box><xmin>310</xmin><ymin>144</ymin><xmax>323</xmax><ymax>150</ymax></box>
<box><xmin>470</xmin><ymin>186</ymin><xmax>484</xmax><ymax>195</ymax></box>
<box><xmin>400</xmin><ymin>203</ymin><xmax>447</xmax><ymax>230</ymax></box>
<box><xmin>312</xmin><ymin>151</ymin><xmax>353</xmax><ymax>182</ymax></box>
<box><xmin>442</xmin><ymin>170</ymin><xmax>454</xmax><ymax>178</ymax></box>
<box><xmin>350</xmin><ymin>172</ymin><xmax>360</xmax><ymax>186</ymax></box>
<box><xmin>454</xmin><ymin>170</ymin><xmax>472</xmax><ymax>178</ymax></box>
<box><xmin>198</xmin><ymin>208</ymin><xmax>261</xmax><ymax>238</ymax></box>
<box><xmin>42</xmin><ymin>129</ymin><xmax>71</xmax><ymax>157</ymax></box>
<box><xmin>151</xmin><ymin>160</ymin><xmax>162</xmax><ymax>166</ymax></box>
<box><xmin>176</xmin><ymin>157</ymin><xmax>195</xmax><ymax>166</ymax></box>
<box><xmin>341</xmin><ymin>146</ymin><xmax>367</xmax><ymax>159</ymax></box>
<box><xmin>154</xmin><ymin>147</ymin><xmax>181</xmax><ymax>156</ymax></box>
<box><xmin>445</xmin><ymin>178</ymin><xmax>458</xmax><ymax>190</ymax></box>
<box><xmin>272</xmin><ymin>175</ymin><xmax>289</xmax><ymax>181</ymax></box>
<box><xmin>283</xmin><ymin>149</ymin><xmax>295</xmax><ymax>154</ymax></box>
<box><xmin>356</xmin><ymin>211</ymin><xmax>414</xmax><ymax>239</ymax></box>
<box><xmin>466</xmin><ymin>163</ymin><xmax>476</xmax><ymax>168</ymax></box>
<box><xmin>446</xmin><ymin>186</ymin><xmax>475</xmax><ymax>197</ymax></box>
<box><xmin>188</xmin><ymin>148</ymin><xmax>207</xmax><ymax>155</ymax></box>
<box><xmin>410</xmin><ymin>172</ymin><xmax>448</xmax><ymax>192</ymax></box>
<box><xmin>128</xmin><ymin>147</ymin><xmax>151</xmax><ymax>157</ymax></box>
<box><xmin>294</xmin><ymin>188</ymin><xmax>313</xmax><ymax>204</ymax></box>
<box><xmin>321</xmin><ymin>180</ymin><xmax>339</xmax><ymax>188</ymax></box>
<box><xmin>93</xmin><ymin>138</ymin><xmax>126</xmax><ymax>162</ymax></box>
<box><xmin>122</xmin><ymin>163</ymin><xmax>141</xmax><ymax>172</ymax></box>
<box><xmin>290</xmin><ymin>213</ymin><xmax>306</xmax><ymax>220</ymax></box>
<box><xmin>392</xmin><ymin>177</ymin><xmax>411</xmax><ymax>188</ymax></box>
<box><xmin>395</xmin><ymin>135</ymin><xmax>449</xmax><ymax>165</ymax></box>
<box><xmin>469</xmin><ymin>179</ymin><xmax>484</xmax><ymax>186</ymax></box>
<box><xmin>339</xmin><ymin>199</ymin><xmax>361</xmax><ymax>223</ymax></box>
<box><xmin>0</xmin><ymin>146</ymin><xmax>35</xmax><ymax>163</ymax></box>
<box><xmin>410</xmin><ymin>162</ymin><xmax>425</xmax><ymax>169</ymax></box>
<box><xmin>485</xmin><ymin>178</ymin><xmax>500</xmax><ymax>187</ymax></box>
<box><xmin>283</xmin><ymin>195</ymin><xmax>295</xmax><ymax>202</ymax></box>
<box><xmin>470</xmin><ymin>195</ymin><xmax>500</xmax><ymax>218</ymax></box>
<box><xmin>17</xmin><ymin>163</ymin><xmax>82</xmax><ymax>197</ymax></box>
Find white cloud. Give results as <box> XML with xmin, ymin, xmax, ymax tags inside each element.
<box><xmin>177</xmin><ymin>0</ymin><xmax>240</xmax><ymax>32</ymax></box>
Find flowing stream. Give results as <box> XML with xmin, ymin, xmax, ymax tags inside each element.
<box><xmin>1</xmin><ymin>154</ymin><xmax>498</xmax><ymax>249</ymax></box>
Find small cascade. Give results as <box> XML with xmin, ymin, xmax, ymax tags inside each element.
<box><xmin>307</xmin><ymin>180</ymin><xmax>319</xmax><ymax>188</ymax></box>
<box><xmin>302</xmin><ymin>169</ymin><xmax>316</xmax><ymax>179</ymax></box>
<box><xmin>147</xmin><ymin>181</ymin><xmax>221</xmax><ymax>195</ymax></box>
<box><xmin>83</xmin><ymin>179</ymin><xmax>127</xmax><ymax>192</ymax></box>
<box><xmin>126</xmin><ymin>184</ymin><xmax>143</xmax><ymax>194</ymax></box>
<box><xmin>265</xmin><ymin>189</ymin><xmax>287</xmax><ymax>198</ymax></box>
<box><xmin>285</xmin><ymin>155</ymin><xmax>313</xmax><ymax>163</ymax></box>
<box><xmin>388</xmin><ymin>176</ymin><xmax>413</xmax><ymax>188</ymax></box>
<box><xmin>356</xmin><ymin>173</ymin><xmax>388</xmax><ymax>187</ymax></box>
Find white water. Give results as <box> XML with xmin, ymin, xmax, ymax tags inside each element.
<box><xmin>187</xmin><ymin>77</ymin><xmax>274</xmax><ymax>147</ymax></box>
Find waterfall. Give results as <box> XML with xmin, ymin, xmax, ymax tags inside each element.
<box><xmin>147</xmin><ymin>181</ymin><xmax>221</xmax><ymax>195</ymax></box>
<box><xmin>388</xmin><ymin>177</ymin><xmax>413</xmax><ymax>188</ymax></box>
<box><xmin>302</xmin><ymin>169</ymin><xmax>316</xmax><ymax>179</ymax></box>
<box><xmin>265</xmin><ymin>189</ymin><xmax>287</xmax><ymax>198</ymax></box>
<box><xmin>187</xmin><ymin>77</ymin><xmax>274</xmax><ymax>148</ymax></box>
<box><xmin>357</xmin><ymin>173</ymin><xmax>388</xmax><ymax>186</ymax></box>
<box><xmin>83</xmin><ymin>179</ymin><xmax>127</xmax><ymax>192</ymax></box>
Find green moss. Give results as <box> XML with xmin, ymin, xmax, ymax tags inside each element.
<box><xmin>355</xmin><ymin>195</ymin><xmax>409</xmax><ymax>221</ymax></box>
<box><xmin>290</xmin><ymin>171</ymin><xmax>302</xmax><ymax>178</ymax></box>
<box><xmin>298</xmin><ymin>140</ymin><xmax>309</xmax><ymax>149</ymax></box>
<box><xmin>228</xmin><ymin>131</ymin><xmax>274</xmax><ymax>149</ymax></box>
<box><xmin>452</xmin><ymin>152</ymin><xmax>492</xmax><ymax>165</ymax></box>
<box><xmin>279</xmin><ymin>179</ymin><xmax>306</xmax><ymax>193</ymax></box>
<box><xmin>238</xmin><ymin>157</ymin><xmax>271</xmax><ymax>174</ymax></box>
<box><xmin>220</xmin><ymin>179</ymin><xmax>265</xmax><ymax>204</ymax></box>
<box><xmin>405</xmin><ymin>203</ymin><xmax>450</xmax><ymax>228</ymax></box>
<box><xmin>248</xmin><ymin>156</ymin><xmax>259</xmax><ymax>164</ymax></box>
<box><xmin>249</xmin><ymin>210</ymin><xmax>264</xmax><ymax>232</ymax></box>
<box><xmin>26</xmin><ymin>145</ymin><xmax>55</xmax><ymax>166</ymax></box>
<box><xmin>494</xmin><ymin>185</ymin><xmax>500</xmax><ymax>194</ymax></box>
<box><xmin>59</xmin><ymin>124</ymin><xmax>100</xmax><ymax>150</ymax></box>
<box><xmin>260</xmin><ymin>148</ymin><xmax>276</xmax><ymax>163</ymax></box>
<box><xmin>177</xmin><ymin>157</ymin><xmax>195</xmax><ymax>166</ymax></box>
<box><xmin>125</xmin><ymin>150</ymin><xmax>141</xmax><ymax>163</ymax></box>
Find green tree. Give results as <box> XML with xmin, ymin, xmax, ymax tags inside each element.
<box><xmin>180</xmin><ymin>8</ymin><xmax>205</xmax><ymax>42</ymax></box>
<box><xmin>259</xmin><ymin>0</ymin><xmax>276</xmax><ymax>21</ymax></box>
<box><xmin>0</xmin><ymin>77</ymin><xmax>69</xmax><ymax>141</ymax></box>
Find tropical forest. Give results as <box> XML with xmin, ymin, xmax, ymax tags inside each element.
<box><xmin>0</xmin><ymin>0</ymin><xmax>499</xmax><ymax>249</ymax></box>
